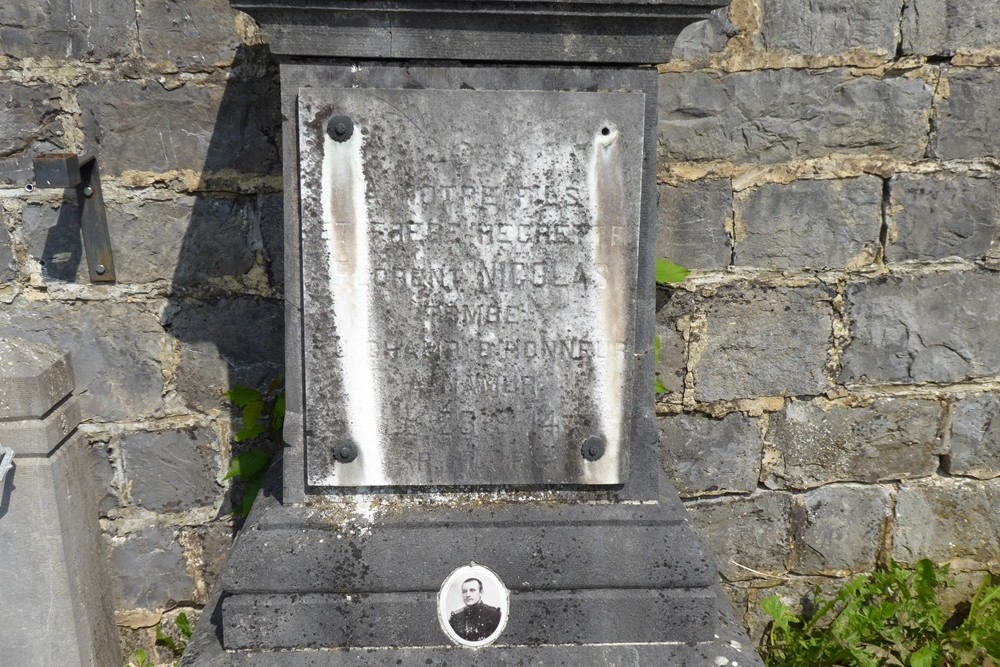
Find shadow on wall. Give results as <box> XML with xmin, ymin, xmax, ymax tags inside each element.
<box><xmin>32</xmin><ymin>44</ymin><xmax>286</xmax><ymax>517</ymax></box>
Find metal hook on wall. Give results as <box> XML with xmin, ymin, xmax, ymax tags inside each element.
<box><xmin>30</xmin><ymin>153</ymin><xmax>116</xmax><ymax>284</ymax></box>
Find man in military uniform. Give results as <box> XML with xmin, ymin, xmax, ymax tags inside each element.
<box><xmin>449</xmin><ymin>577</ymin><xmax>502</xmax><ymax>641</ymax></box>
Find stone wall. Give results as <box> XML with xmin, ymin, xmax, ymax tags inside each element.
<box><xmin>1</xmin><ymin>0</ymin><xmax>999</xmax><ymax>662</ymax></box>
<box><xmin>0</xmin><ymin>0</ymin><xmax>283</xmax><ymax>661</ymax></box>
<box><xmin>658</xmin><ymin>0</ymin><xmax>1000</xmax><ymax>642</ymax></box>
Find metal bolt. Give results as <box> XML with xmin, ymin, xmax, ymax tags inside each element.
<box><xmin>83</xmin><ymin>186</ymin><xmax>94</xmax><ymax>197</ymax></box>
<box><xmin>95</xmin><ymin>264</ymin><xmax>106</xmax><ymax>275</ymax></box>
<box><xmin>581</xmin><ymin>435</ymin><xmax>606</xmax><ymax>461</ymax></box>
<box><xmin>333</xmin><ymin>439</ymin><xmax>359</xmax><ymax>463</ymax></box>
<box><xmin>327</xmin><ymin>115</ymin><xmax>354</xmax><ymax>142</ymax></box>
<box><xmin>24</xmin><ymin>182</ymin><xmax>34</xmax><ymax>193</ymax></box>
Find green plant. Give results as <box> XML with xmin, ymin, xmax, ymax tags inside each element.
<box><xmin>761</xmin><ymin>559</ymin><xmax>1000</xmax><ymax>667</ymax></box>
<box><xmin>132</xmin><ymin>648</ymin><xmax>151</xmax><ymax>667</ymax></box>
<box><xmin>224</xmin><ymin>376</ymin><xmax>285</xmax><ymax>517</ymax></box>
<box><xmin>654</xmin><ymin>258</ymin><xmax>690</xmax><ymax>396</ymax></box>
<box><xmin>130</xmin><ymin>612</ymin><xmax>193</xmax><ymax>667</ymax></box>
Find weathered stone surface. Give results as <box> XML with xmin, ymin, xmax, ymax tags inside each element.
<box><xmin>0</xmin><ymin>83</ymin><xmax>62</xmax><ymax>185</ymax></box>
<box><xmin>893</xmin><ymin>479</ymin><xmax>1000</xmax><ymax>565</ymax></box>
<box><xmin>759</xmin><ymin>0</ymin><xmax>899</xmax><ymax>55</ymax></box>
<box><xmin>934</xmin><ymin>69</ymin><xmax>1000</xmax><ymax>160</ymax></box>
<box><xmin>842</xmin><ymin>272</ymin><xmax>1000</xmax><ymax>384</ymax></box>
<box><xmin>0</xmin><ymin>222</ymin><xmax>15</xmax><ymax>282</ymax></box>
<box><xmin>299</xmin><ymin>87</ymin><xmax>645</xmax><ymax>487</ymax></box>
<box><xmin>693</xmin><ymin>287</ymin><xmax>833</xmax><ymax>402</ymax></box>
<box><xmin>671</xmin><ymin>8</ymin><xmax>733</xmax><ymax>61</ymax></box>
<box><xmin>77</xmin><ymin>79</ymin><xmax>280</xmax><ymax>176</ymax></box>
<box><xmin>903</xmin><ymin>0</ymin><xmax>1000</xmax><ymax>56</ymax></box>
<box><xmin>734</xmin><ymin>177</ymin><xmax>882</xmax><ymax>269</ymax></box>
<box><xmin>0</xmin><ymin>301</ymin><xmax>165</xmax><ymax>421</ymax></box>
<box><xmin>138</xmin><ymin>0</ymin><xmax>242</xmax><ymax>69</ymax></box>
<box><xmin>87</xmin><ymin>440</ymin><xmax>119</xmax><ymax>515</ymax></box>
<box><xmin>687</xmin><ymin>492</ymin><xmax>794</xmax><ymax>581</ymax></box>
<box><xmin>121</xmin><ymin>427</ymin><xmax>220</xmax><ymax>512</ymax></box>
<box><xmin>0</xmin><ymin>0</ymin><xmax>133</xmax><ymax>60</ymax></box>
<box><xmin>23</xmin><ymin>196</ymin><xmax>258</xmax><ymax>284</ymax></box>
<box><xmin>655</xmin><ymin>291</ymin><xmax>692</xmax><ymax>395</ymax></box>
<box><xmin>259</xmin><ymin>193</ymin><xmax>284</xmax><ymax>287</ymax></box>
<box><xmin>186</xmin><ymin>522</ymin><xmax>234</xmax><ymax>595</ymax></box>
<box><xmin>795</xmin><ymin>484</ymin><xmax>891</xmax><ymax>573</ymax></box>
<box><xmin>659</xmin><ymin>70</ymin><xmax>932</xmax><ymax>164</ymax></box>
<box><xmin>660</xmin><ymin>412</ymin><xmax>762</xmax><ymax>495</ymax></box>
<box><xmin>949</xmin><ymin>393</ymin><xmax>1000</xmax><ymax>479</ymax></box>
<box><xmin>657</xmin><ymin>180</ymin><xmax>732</xmax><ymax>270</ymax></box>
<box><xmin>108</xmin><ymin>525</ymin><xmax>197</xmax><ymax>610</ymax></box>
<box><xmin>887</xmin><ymin>173</ymin><xmax>998</xmax><ymax>261</ymax></box>
<box><xmin>169</xmin><ymin>297</ymin><xmax>283</xmax><ymax>410</ymax></box>
<box><xmin>764</xmin><ymin>399</ymin><xmax>941</xmax><ymax>489</ymax></box>
<box><xmin>0</xmin><ymin>337</ymin><xmax>73</xmax><ymax>420</ymax></box>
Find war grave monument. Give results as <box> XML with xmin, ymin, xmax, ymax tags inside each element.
<box><xmin>184</xmin><ymin>1</ymin><xmax>761</xmax><ymax>664</ymax></box>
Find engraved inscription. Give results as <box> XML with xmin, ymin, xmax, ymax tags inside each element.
<box><xmin>298</xmin><ymin>88</ymin><xmax>646</xmax><ymax>486</ymax></box>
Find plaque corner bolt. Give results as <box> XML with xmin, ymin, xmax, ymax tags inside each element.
<box><xmin>30</xmin><ymin>151</ymin><xmax>115</xmax><ymax>284</ymax></box>
<box><xmin>333</xmin><ymin>439</ymin><xmax>359</xmax><ymax>463</ymax></box>
<box><xmin>327</xmin><ymin>115</ymin><xmax>354</xmax><ymax>143</ymax></box>
<box><xmin>581</xmin><ymin>435</ymin><xmax>606</xmax><ymax>462</ymax></box>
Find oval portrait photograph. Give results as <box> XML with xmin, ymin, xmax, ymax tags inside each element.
<box><xmin>437</xmin><ymin>563</ymin><xmax>510</xmax><ymax>647</ymax></box>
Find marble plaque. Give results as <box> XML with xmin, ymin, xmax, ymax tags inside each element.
<box><xmin>298</xmin><ymin>87</ymin><xmax>645</xmax><ymax>487</ymax></box>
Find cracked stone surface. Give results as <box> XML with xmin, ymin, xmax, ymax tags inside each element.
<box><xmin>842</xmin><ymin>272</ymin><xmax>1000</xmax><ymax>384</ymax></box>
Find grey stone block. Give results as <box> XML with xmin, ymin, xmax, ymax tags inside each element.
<box><xmin>0</xmin><ymin>337</ymin><xmax>74</xmax><ymax>419</ymax></box>
<box><xmin>183</xmin><ymin>585</ymin><xmax>763</xmax><ymax>666</ymax></box>
<box><xmin>759</xmin><ymin>0</ymin><xmax>899</xmax><ymax>55</ymax></box>
<box><xmin>903</xmin><ymin>0</ymin><xmax>1000</xmax><ymax>55</ymax></box>
<box><xmin>0</xmin><ymin>432</ymin><xmax>120</xmax><ymax>666</ymax></box>
<box><xmin>121</xmin><ymin>427</ymin><xmax>220</xmax><ymax>512</ymax></box>
<box><xmin>893</xmin><ymin>479</ymin><xmax>1000</xmax><ymax>565</ymax></box>
<box><xmin>949</xmin><ymin>394</ymin><xmax>1000</xmax><ymax>479</ymax></box>
<box><xmin>734</xmin><ymin>177</ymin><xmax>882</xmax><ymax>270</ymax></box>
<box><xmin>0</xmin><ymin>83</ymin><xmax>62</xmax><ymax>185</ymax></box>
<box><xmin>224</xmin><ymin>589</ymin><xmax>716</xmax><ymax>649</ymax></box>
<box><xmin>138</xmin><ymin>0</ymin><xmax>242</xmax><ymax>69</ymax></box>
<box><xmin>842</xmin><ymin>272</ymin><xmax>1000</xmax><ymax>384</ymax></box>
<box><xmin>764</xmin><ymin>399</ymin><xmax>941</xmax><ymax>489</ymax></box>
<box><xmin>796</xmin><ymin>484</ymin><xmax>892</xmax><ymax>573</ymax></box>
<box><xmin>86</xmin><ymin>439</ymin><xmax>119</xmax><ymax>514</ymax></box>
<box><xmin>109</xmin><ymin>524</ymin><xmax>197</xmax><ymax>610</ymax></box>
<box><xmin>687</xmin><ymin>492</ymin><xmax>794</xmax><ymax>581</ymax></box>
<box><xmin>0</xmin><ymin>396</ymin><xmax>81</xmax><ymax>455</ymax></box>
<box><xmin>260</xmin><ymin>193</ymin><xmax>284</xmax><ymax>287</ymax></box>
<box><xmin>655</xmin><ymin>290</ymin><xmax>693</xmax><ymax>395</ymax></box>
<box><xmin>934</xmin><ymin>69</ymin><xmax>1000</xmax><ymax>160</ymax></box>
<box><xmin>0</xmin><ymin>222</ymin><xmax>15</xmax><ymax>282</ymax></box>
<box><xmin>671</xmin><ymin>8</ymin><xmax>732</xmax><ymax>61</ymax></box>
<box><xmin>887</xmin><ymin>173</ymin><xmax>998</xmax><ymax>261</ymax></box>
<box><xmin>23</xmin><ymin>196</ymin><xmax>258</xmax><ymax>284</ymax></box>
<box><xmin>0</xmin><ymin>0</ymin><xmax>133</xmax><ymax>60</ymax></box>
<box><xmin>659</xmin><ymin>69</ymin><xmax>932</xmax><ymax>164</ymax></box>
<box><xmin>77</xmin><ymin>78</ymin><xmax>280</xmax><ymax>176</ymax></box>
<box><xmin>660</xmin><ymin>412</ymin><xmax>762</xmax><ymax>495</ymax></box>
<box><xmin>657</xmin><ymin>179</ymin><xmax>732</xmax><ymax>270</ymax></box>
<box><xmin>693</xmin><ymin>287</ymin><xmax>833</xmax><ymax>402</ymax></box>
<box><xmin>169</xmin><ymin>297</ymin><xmax>283</xmax><ymax>410</ymax></box>
<box><xmin>0</xmin><ymin>301</ymin><xmax>166</xmax><ymax>421</ymax></box>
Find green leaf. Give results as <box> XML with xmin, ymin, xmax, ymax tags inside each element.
<box><xmin>272</xmin><ymin>391</ymin><xmax>286</xmax><ymax>432</ymax></box>
<box><xmin>155</xmin><ymin>624</ymin><xmax>182</xmax><ymax>655</ymax></box>
<box><xmin>655</xmin><ymin>258</ymin><xmax>690</xmax><ymax>285</ymax></box>
<box><xmin>235</xmin><ymin>476</ymin><xmax>264</xmax><ymax>517</ymax></box>
<box><xmin>909</xmin><ymin>643</ymin><xmax>938</xmax><ymax>667</ymax></box>
<box><xmin>654</xmin><ymin>377</ymin><xmax>669</xmax><ymax>395</ymax></box>
<box><xmin>653</xmin><ymin>334</ymin><xmax>661</xmax><ymax>365</ymax></box>
<box><xmin>175</xmin><ymin>612</ymin><xmax>193</xmax><ymax>640</ymax></box>
<box><xmin>223</xmin><ymin>450</ymin><xmax>271</xmax><ymax>481</ymax></box>
<box><xmin>134</xmin><ymin>649</ymin><xmax>150</xmax><ymax>667</ymax></box>
<box><xmin>235</xmin><ymin>422</ymin><xmax>266</xmax><ymax>443</ymax></box>
<box><xmin>224</xmin><ymin>385</ymin><xmax>260</xmax><ymax>409</ymax></box>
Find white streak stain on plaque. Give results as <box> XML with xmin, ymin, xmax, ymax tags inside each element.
<box><xmin>586</xmin><ymin>123</ymin><xmax>626</xmax><ymax>484</ymax></box>
<box><xmin>321</xmin><ymin>130</ymin><xmax>387</xmax><ymax>485</ymax></box>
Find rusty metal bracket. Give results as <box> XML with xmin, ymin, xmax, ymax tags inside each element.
<box><xmin>31</xmin><ymin>153</ymin><xmax>116</xmax><ymax>283</ymax></box>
